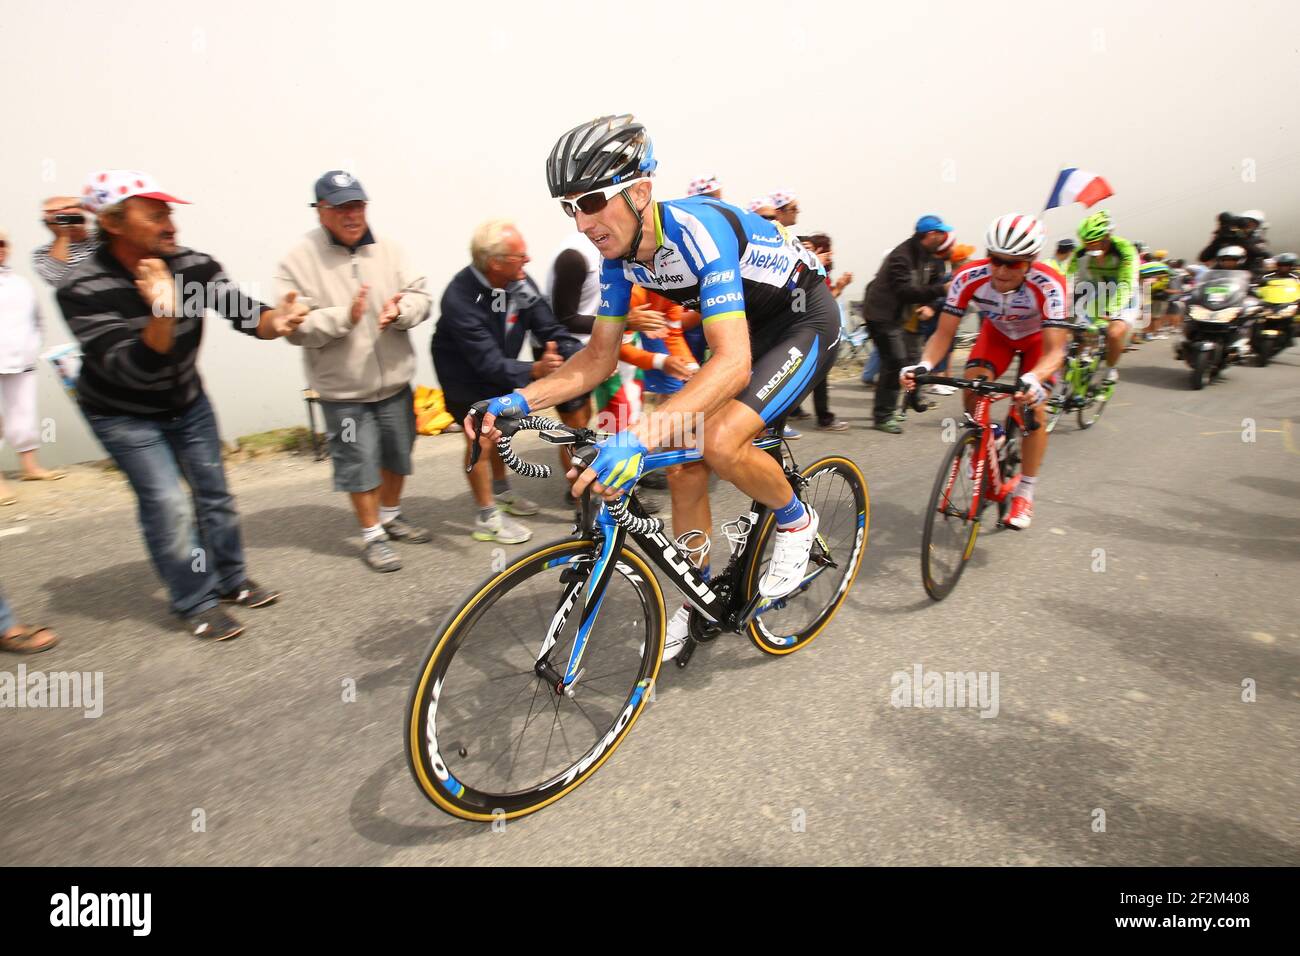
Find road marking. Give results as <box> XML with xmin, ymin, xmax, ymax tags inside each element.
<box><xmin>0</xmin><ymin>526</ymin><xmax>28</xmax><ymax>538</ymax></box>
<box><xmin>1284</xmin><ymin>419</ymin><xmax>1300</xmax><ymax>456</ymax></box>
<box><xmin>1198</xmin><ymin>429</ymin><xmax>1282</xmax><ymax>437</ymax></box>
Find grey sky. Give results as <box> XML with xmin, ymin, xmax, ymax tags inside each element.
<box><xmin>2</xmin><ymin>0</ymin><xmax>1295</xmax><ymax>465</ymax></box>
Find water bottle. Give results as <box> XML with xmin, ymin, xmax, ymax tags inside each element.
<box><xmin>991</xmin><ymin>423</ymin><xmax>1007</xmax><ymax>453</ymax></box>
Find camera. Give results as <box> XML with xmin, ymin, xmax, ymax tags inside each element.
<box><xmin>52</xmin><ymin>213</ymin><xmax>86</xmax><ymax>226</ymax></box>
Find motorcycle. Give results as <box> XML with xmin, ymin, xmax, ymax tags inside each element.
<box><xmin>1250</xmin><ymin>274</ymin><xmax>1299</xmax><ymax>366</ymax></box>
<box><xmin>1174</xmin><ymin>270</ymin><xmax>1261</xmax><ymax>389</ymax></box>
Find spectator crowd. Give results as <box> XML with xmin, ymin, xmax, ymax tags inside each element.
<box><xmin>0</xmin><ymin>159</ymin><xmax>1287</xmax><ymax>649</ymax></box>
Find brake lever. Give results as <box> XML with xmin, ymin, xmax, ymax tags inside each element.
<box><xmin>466</xmin><ymin>411</ymin><xmax>483</xmax><ymax>472</ymax></box>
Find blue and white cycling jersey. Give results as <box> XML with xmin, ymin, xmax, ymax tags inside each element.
<box><xmin>597</xmin><ymin>197</ymin><xmax>824</xmax><ymax>333</ymax></box>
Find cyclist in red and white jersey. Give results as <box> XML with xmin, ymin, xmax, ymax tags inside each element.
<box><xmin>901</xmin><ymin>214</ymin><xmax>1070</xmax><ymax>530</ymax></box>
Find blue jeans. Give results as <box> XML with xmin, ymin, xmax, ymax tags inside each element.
<box><xmin>85</xmin><ymin>392</ymin><xmax>245</xmax><ymax>617</ymax></box>
<box><xmin>0</xmin><ymin>586</ymin><xmax>14</xmax><ymax>633</ymax></box>
<box><xmin>860</xmin><ymin>342</ymin><xmax>882</xmax><ymax>384</ymax></box>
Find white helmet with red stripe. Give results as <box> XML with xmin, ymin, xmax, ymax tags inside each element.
<box><xmin>986</xmin><ymin>213</ymin><xmax>1045</xmax><ymax>257</ymax></box>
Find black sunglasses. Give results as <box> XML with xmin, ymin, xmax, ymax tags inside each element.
<box><xmin>988</xmin><ymin>254</ymin><xmax>1031</xmax><ymax>269</ymax></box>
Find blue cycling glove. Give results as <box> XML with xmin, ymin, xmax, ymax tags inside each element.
<box><xmin>584</xmin><ymin>431</ymin><xmax>649</xmax><ymax>492</ymax></box>
<box><xmin>471</xmin><ymin>391</ymin><xmax>531</xmax><ymax>426</ymax></box>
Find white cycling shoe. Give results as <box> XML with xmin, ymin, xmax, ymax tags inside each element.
<box><xmin>759</xmin><ymin>507</ymin><xmax>819</xmax><ymax>599</ymax></box>
<box><xmin>662</xmin><ymin>605</ymin><xmax>691</xmax><ymax>662</ymax></box>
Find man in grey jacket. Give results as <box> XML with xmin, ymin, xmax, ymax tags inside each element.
<box><xmin>276</xmin><ymin>171</ymin><xmax>432</xmax><ymax>572</ymax></box>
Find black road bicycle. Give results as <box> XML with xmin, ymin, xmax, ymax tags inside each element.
<box><xmin>406</xmin><ymin>415</ymin><xmax>868</xmax><ymax>820</ymax></box>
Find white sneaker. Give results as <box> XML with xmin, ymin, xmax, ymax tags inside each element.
<box><xmin>759</xmin><ymin>507</ymin><xmax>819</xmax><ymax>599</ymax></box>
<box><xmin>662</xmin><ymin>606</ymin><xmax>690</xmax><ymax>662</ymax></box>
<box><xmin>472</xmin><ymin>508</ymin><xmax>532</xmax><ymax>545</ymax></box>
<box><xmin>495</xmin><ymin>491</ymin><xmax>539</xmax><ymax>516</ymax></box>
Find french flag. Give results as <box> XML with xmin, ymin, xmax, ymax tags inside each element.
<box><xmin>1044</xmin><ymin>168</ymin><xmax>1113</xmax><ymax>210</ymax></box>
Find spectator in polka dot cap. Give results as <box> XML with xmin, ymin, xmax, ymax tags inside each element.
<box><xmin>686</xmin><ymin>174</ymin><xmax>722</xmax><ymax>199</ymax></box>
<box><xmin>747</xmin><ymin>196</ymin><xmax>777</xmax><ymax>220</ymax></box>
<box><xmin>769</xmin><ymin>189</ymin><xmax>799</xmax><ymax>228</ymax></box>
<box><xmin>53</xmin><ymin>169</ymin><xmax>311</xmax><ymax>643</ymax></box>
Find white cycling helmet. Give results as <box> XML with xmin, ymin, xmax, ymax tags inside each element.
<box><xmin>1217</xmin><ymin>245</ymin><xmax>1247</xmax><ymax>259</ymax></box>
<box><xmin>986</xmin><ymin>213</ymin><xmax>1045</xmax><ymax>257</ymax></box>
<box><xmin>1239</xmin><ymin>209</ymin><xmax>1266</xmax><ymax>225</ymax></box>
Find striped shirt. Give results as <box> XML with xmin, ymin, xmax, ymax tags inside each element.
<box><xmin>56</xmin><ymin>245</ymin><xmax>269</xmax><ymax>417</ymax></box>
<box><xmin>32</xmin><ymin>237</ymin><xmax>101</xmax><ymax>287</ymax></box>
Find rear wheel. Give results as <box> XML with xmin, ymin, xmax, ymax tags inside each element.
<box><xmin>920</xmin><ymin>430</ymin><xmax>983</xmax><ymax>601</ymax></box>
<box><xmin>744</xmin><ymin>456</ymin><xmax>870</xmax><ymax>654</ymax></box>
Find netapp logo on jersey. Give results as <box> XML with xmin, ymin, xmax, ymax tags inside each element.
<box><xmin>744</xmin><ymin>249</ymin><xmax>790</xmax><ymax>272</ymax></box>
<box><xmin>703</xmin><ymin>291</ymin><xmax>743</xmax><ymax>309</ymax></box>
<box><xmin>756</xmin><ymin>346</ymin><xmax>803</xmax><ymax>400</ymax></box>
<box><xmin>50</xmin><ymin>886</ymin><xmax>151</xmax><ymax>936</ymax></box>
<box><xmin>702</xmin><ymin>270</ymin><xmax>734</xmax><ymax>288</ymax></box>
<box><xmin>654</xmin><ymin>272</ymin><xmax>687</xmax><ymax>284</ymax></box>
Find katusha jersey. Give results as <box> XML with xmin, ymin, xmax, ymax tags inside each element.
<box><xmin>596</xmin><ymin>196</ymin><xmax>824</xmax><ymax>332</ymax></box>
<box><xmin>942</xmin><ymin>259</ymin><xmax>1070</xmax><ymax>340</ymax></box>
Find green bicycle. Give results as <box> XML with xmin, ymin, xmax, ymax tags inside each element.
<box><xmin>1046</xmin><ymin>319</ymin><xmax>1114</xmax><ymax>433</ymax></box>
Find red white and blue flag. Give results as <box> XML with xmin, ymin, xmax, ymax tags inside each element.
<box><xmin>1044</xmin><ymin>168</ymin><xmax>1113</xmax><ymax>210</ymax></box>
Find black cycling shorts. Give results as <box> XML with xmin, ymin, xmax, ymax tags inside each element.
<box><xmin>739</xmin><ymin>280</ymin><xmax>841</xmax><ymax>424</ymax></box>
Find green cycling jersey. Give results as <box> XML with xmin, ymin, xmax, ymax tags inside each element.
<box><xmin>1067</xmin><ymin>235</ymin><xmax>1141</xmax><ymax>322</ymax></box>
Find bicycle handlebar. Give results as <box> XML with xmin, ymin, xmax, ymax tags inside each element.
<box><xmin>914</xmin><ymin>373</ymin><xmax>1021</xmax><ymax>396</ymax></box>
<box><xmin>468</xmin><ymin>414</ymin><xmax>664</xmax><ymax>534</ymax></box>
<box><xmin>914</xmin><ymin>374</ymin><xmax>1041</xmax><ymax>432</ymax></box>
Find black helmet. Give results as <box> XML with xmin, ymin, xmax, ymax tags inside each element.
<box><xmin>1277</xmin><ymin>253</ymin><xmax>1298</xmax><ymax>268</ymax></box>
<box><xmin>546</xmin><ymin>114</ymin><xmax>657</xmax><ymax>198</ymax></box>
<box><xmin>1056</xmin><ymin>238</ymin><xmax>1077</xmax><ymax>252</ymax></box>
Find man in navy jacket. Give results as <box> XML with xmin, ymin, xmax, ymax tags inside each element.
<box><xmin>433</xmin><ymin>220</ymin><xmax>580</xmax><ymax>544</ymax></box>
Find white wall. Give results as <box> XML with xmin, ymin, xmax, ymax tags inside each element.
<box><xmin>2</xmin><ymin>0</ymin><xmax>1296</xmax><ymax>467</ymax></box>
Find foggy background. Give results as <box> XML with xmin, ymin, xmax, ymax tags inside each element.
<box><xmin>3</xmin><ymin>0</ymin><xmax>1296</xmax><ymax>467</ymax></box>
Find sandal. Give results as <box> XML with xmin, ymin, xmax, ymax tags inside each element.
<box><xmin>21</xmin><ymin>470</ymin><xmax>67</xmax><ymax>481</ymax></box>
<box><xmin>0</xmin><ymin>625</ymin><xmax>60</xmax><ymax>654</ymax></box>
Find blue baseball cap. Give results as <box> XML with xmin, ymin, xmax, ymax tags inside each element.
<box><xmin>915</xmin><ymin>214</ymin><xmax>953</xmax><ymax>234</ymax></box>
<box><xmin>313</xmin><ymin>170</ymin><xmax>368</xmax><ymax>206</ymax></box>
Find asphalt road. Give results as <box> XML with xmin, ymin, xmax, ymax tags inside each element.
<box><xmin>2</xmin><ymin>341</ymin><xmax>1297</xmax><ymax>866</ymax></box>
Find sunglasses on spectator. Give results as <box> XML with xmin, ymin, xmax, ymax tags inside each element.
<box><xmin>988</xmin><ymin>254</ymin><xmax>1032</xmax><ymax>269</ymax></box>
<box><xmin>559</xmin><ymin>181</ymin><xmax>639</xmax><ymax>218</ymax></box>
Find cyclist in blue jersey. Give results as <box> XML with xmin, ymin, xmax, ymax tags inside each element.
<box><xmin>470</xmin><ymin>114</ymin><xmax>840</xmax><ymax>604</ymax></box>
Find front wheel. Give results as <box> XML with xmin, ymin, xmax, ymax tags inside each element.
<box><xmin>743</xmin><ymin>456</ymin><xmax>870</xmax><ymax>653</ymax></box>
<box><xmin>406</xmin><ymin>538</ymin><xmax>665</xmax><ymax>821</ymax></box>
<box><xmin>1253</xmin><ymin>336</ymin><xmax>1271</xmax><ymax>366</ymax></box>
<box><xmin>1078</xmin><ymin>375</ymin><xmax>1111</xmax><ymax>429</ymax></box>
<box><xmin>920</xmin><ymin>430</ymin><xmax>983</xmax><ymax>601</ymax></box>
<box><xmin>1189</xmin><ymin>348</ymin><xmax>1209</xmax><ymax>389</ymax></box>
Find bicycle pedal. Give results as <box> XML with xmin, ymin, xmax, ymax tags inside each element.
<box><xmin>675</xmin><ymin>636</ymin><xmax>698</xmax><ymax>668</ymax></box>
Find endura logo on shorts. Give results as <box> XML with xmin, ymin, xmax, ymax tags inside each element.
<box><xmin>756</xmin><ymin>347</ymin><xmax>804</xmax><ymax>400</ymax></box>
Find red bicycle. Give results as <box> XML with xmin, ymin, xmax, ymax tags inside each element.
<box><xmin>913</xmin><ymin>373</ymin><xmax>1040</xmax><ymax>600</ymax></box>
